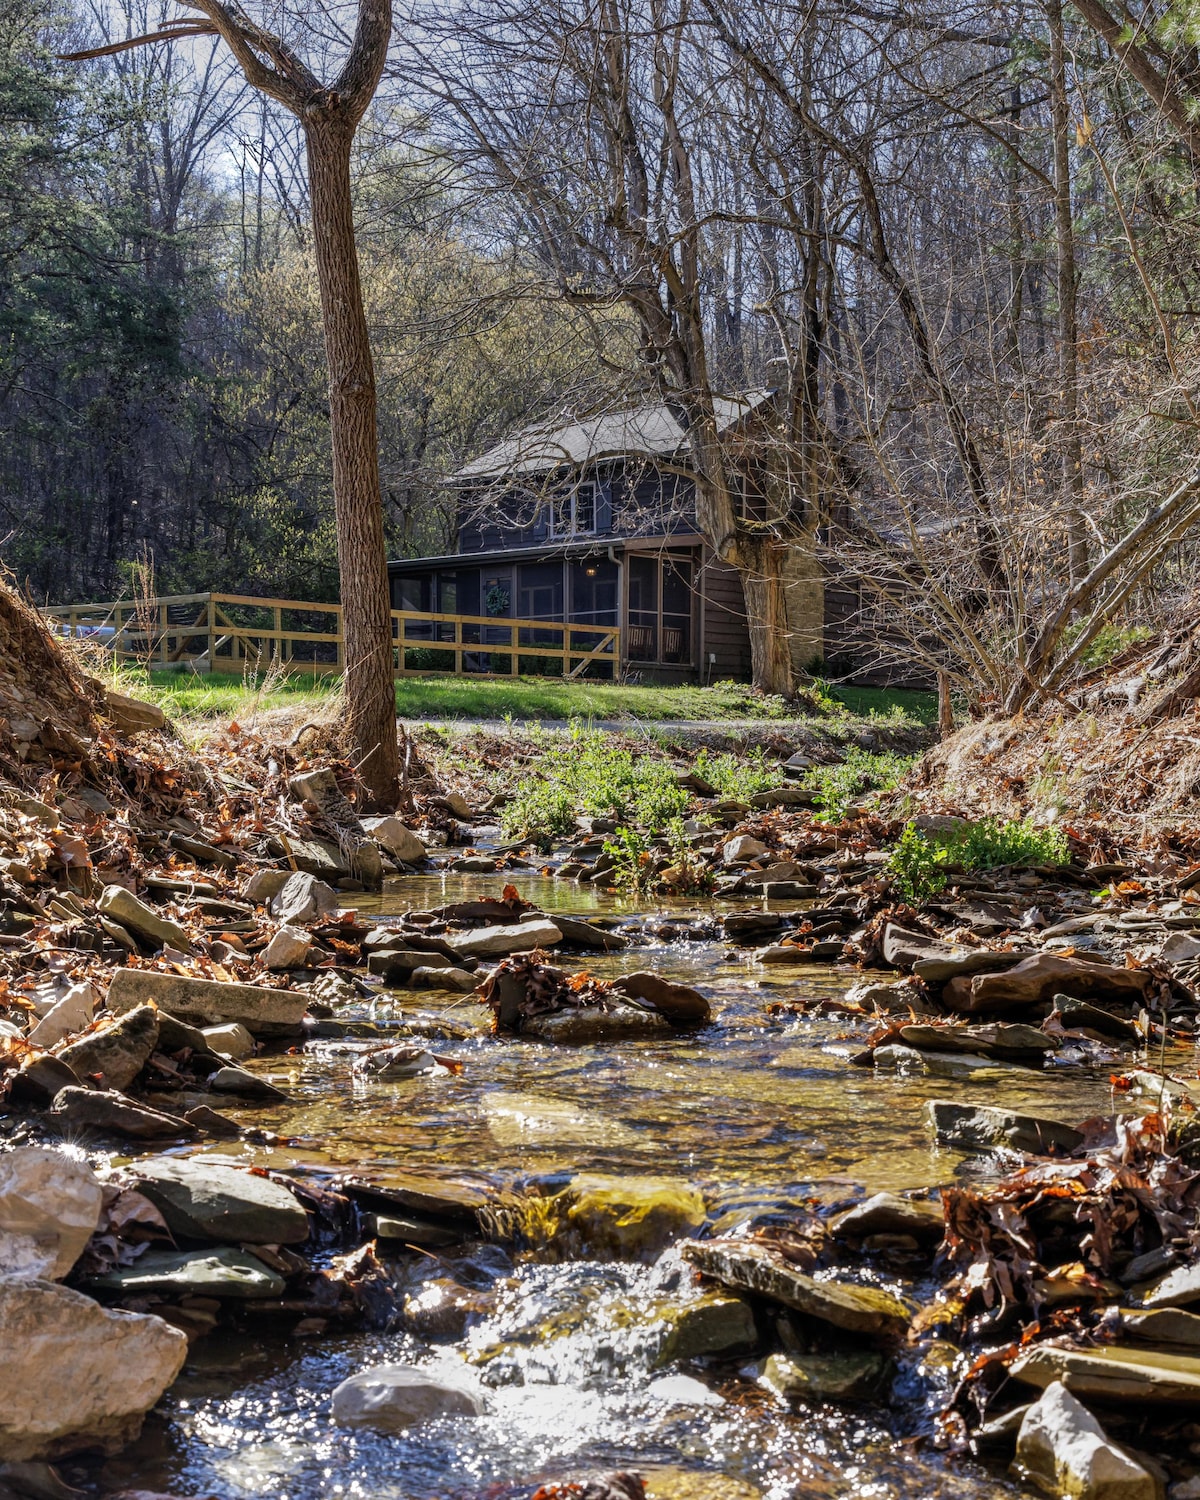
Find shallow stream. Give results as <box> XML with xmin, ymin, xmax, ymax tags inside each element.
<box><xmin>98</xmin><ymin>872</ymin><xmax>1128</xmax><ymax>1499</ymax></box>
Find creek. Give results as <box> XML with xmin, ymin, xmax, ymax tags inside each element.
<box><xmin>95</xmin><ymin>872</ymin><xmax>1120</xmax><ymax>1500</ymax></box>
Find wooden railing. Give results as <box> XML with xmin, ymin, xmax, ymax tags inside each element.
<box><xmin>42</xmin><ymin>591</ymin><xmax>619</xmax><ymax>681</ymax></box>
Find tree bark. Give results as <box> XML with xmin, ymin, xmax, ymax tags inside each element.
<box><xmin>734</xmin><ymin>536</ymin><xmax>794</xmax><ymax>695</ymax></box>
<box><xmin>1049</xmin><ymin>0</ymin><xmax>1088</xmax><ymax>582</ymax></box>
<box><xmin>305</xmin><ymin>118</ymin><xmax>399</xmax><ymax>807</ymax></box>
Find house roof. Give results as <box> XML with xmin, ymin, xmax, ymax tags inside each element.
<box><xmin>452</xmin><ymin>389</ymin><xmax>776</xmax><ymax>481</ymax></box>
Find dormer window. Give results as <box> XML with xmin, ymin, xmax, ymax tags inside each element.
<box><xmin>549</xmin><ymin>482</ymin><xmax>597</xmax><ymax>537</ymax></box>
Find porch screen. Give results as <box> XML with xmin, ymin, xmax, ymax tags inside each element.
<box><xmin>627</xmin><ymin>554</ymin><xmax>693</xmax><ymax>664</ymax></box>
<box><xmin>518</xmin><ymin>562</ymin><xmax>564</xmax><ymax>646</ymax></box>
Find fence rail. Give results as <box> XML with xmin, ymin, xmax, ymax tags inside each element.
<box><xmin>42</xmin><ymin>592</ymin><xmax>620</xmax><ymax>682</ymax></box>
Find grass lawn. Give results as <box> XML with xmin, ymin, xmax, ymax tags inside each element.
<box><xmin>116</xmin><ymin>667</ymin><xmax>934</xmax><ymax>726</ymax></box>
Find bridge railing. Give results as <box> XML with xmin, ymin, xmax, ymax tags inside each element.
<box><xmin>42</xmin><ymin>591</ymin><xmax>619</xmax><ymax>681</ymax></box>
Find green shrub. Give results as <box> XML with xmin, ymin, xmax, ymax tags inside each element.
<box><xmin>803</xmin><ymin>749</ymin><xmax>916</xmax><ymax>822</ymax></box>
<box><xmin>887</xmin><ymin>816</ymin><xmax>1070</xmax><ymax>902</ymax></box>
<box><xmin>603</xmin><ymin>826</ymin><xmax>655</xmax><ymax>893</ymax></box>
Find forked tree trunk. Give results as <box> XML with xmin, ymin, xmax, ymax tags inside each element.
<box><xmin>305</xmin><ymin>119</ymin><xmax>399</xmax><ymax>808</ymax></box>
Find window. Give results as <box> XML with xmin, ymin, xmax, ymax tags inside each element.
<box><xmin>549</xmin><ymin>482</ymin><xmax>598</xmax><ymax>537</ymax></box>
<box><xmin>626</xmin><ymin>554</ymin><xmax>694</xmax><ymax>664</ymax></box>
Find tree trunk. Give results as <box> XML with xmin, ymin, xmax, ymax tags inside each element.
<box><xmin>305</xmin><ymin>118</ymin><xmax>399</xmax><ymax>809</ymax></box>
<box><xmin>1048</xmin><ymin>0</ymin><xmax>1088</xmax><ymax>581</ymax></box>
<box><xmin>736</xmin><ymin>536</ymin><xmax>794</xmax><ymax>695</ymax></box>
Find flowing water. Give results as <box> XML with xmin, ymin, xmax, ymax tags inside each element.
<box><xmin>97</xmin><ymin>872</ymin><xmax>1127</xmax><ymax>1499</ymax></box>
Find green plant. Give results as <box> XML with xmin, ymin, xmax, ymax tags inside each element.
<box><xmin>603</xmin><ymin>826</ymin><xmax>655</xmax><ymax>893</ymax></box>
<box><xmin>803</xmin><ymin>749</ymin><xmax>916</xmax><ymax>822</ymax></box>
<box><xmin>887</xmin><ymin>816</ymin><xmax>1070</xmax><ymax>902</ymax></box>
<box><xmin>692</xmin><ymin>746</ymin><xmax>779</xmax><ymax>801</ymax></box>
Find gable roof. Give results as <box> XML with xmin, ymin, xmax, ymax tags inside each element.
<box><xmin>453</xmin><ymin>389</ymin><xmax>775</xmax><ymax>481</ymax></box>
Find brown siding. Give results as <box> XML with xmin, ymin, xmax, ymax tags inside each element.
<box><xmin>700</xmin><ymin>552</ymin><xmax>752</xmax><ymax>680</ymax></box>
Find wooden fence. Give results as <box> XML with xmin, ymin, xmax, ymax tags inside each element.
<box><xmin>43</xmin><ymin>591</ymin><xmax>620</xmax><ymax>682</ymax></box>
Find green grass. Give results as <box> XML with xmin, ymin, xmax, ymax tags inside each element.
<box><xmin>111</xmin><ymin>667</ymin><xmax>934</xmax><ymax>727</ymax></box>
<box><xmin>887</xmin><ymin>816</ymin><xmax>1070</xmax><ymax>902</ymax></box>
<box><xmin>829</xmin><ymin>685</ymin><xmax>938</xmax><ymax>725</ymax></box>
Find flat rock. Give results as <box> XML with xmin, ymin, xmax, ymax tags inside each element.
<box><xmin>723</xmin><ymin>835</ymin><xmax>768</xmax><ymax>865</ymax></box>
<box><xmin>681</xmin><ymin>1239</ymin><xmax>910</xmax><ymax>1337</ymax></box>
<box><xmin>201</xmin><ymin>1022</ymin><xmax>255</xmax><ymax>1061</ymax></box>
<box><xmin>759</xmin><ymin>1350</ymin><xmax>887</xmax><ymax>1402</ymax></box>
<box><xmin>0</xmin><ymin>1279</ymin><xmax>187</xmax><ymax>1460</ymax></box>
<box><xmin>128</xmin><ymin>1157</ymin><xmax>309</xmax><ymax>1244</ymax></box>
<box><xmin>1119</xmin><ymin>1308</ymin><xmax>1200</xmax><ymax>1349</ymax></box>
<box><xmin>1011</xmin><ymin>1343</ymin><xmax>1200</xmax><ymax>1403</ymax></box>
<box><xmin>362</xmin><ymin>816</ymin><xmax>427</xmax><ymax>864</ymax></box>
<box><xmin>47</xmin><ymin>1088</ymin><xmax>196</xmax><ymax>1141</ymax></box>
<box><xmin>408</xmin><ymin>965</ymin><xmax>478</xmax><ymax>992</ymax></box>
<box><xmin>453</xmin><ymin>918</ymin><xmax>563</xmax><ymax>958</ymax></box>
<box><xmin>268</xmin><ymin>871</ymin><xmax>340</xmax><ymax>925</ymax></box>
<box><xmin>242</xmin><ymin>867</ymin><xmax>291</xmax><ymax>904</ymax></box>
<box><xmin>1014</xmin><ymin>1379</ymin><xmax>1155</xmax><ymax>1500</ymax></box>
<box><xmin>831</xmin><ymin>1192</ymin><xmax>943</xmax><ymax>1243</ymax></box>
<box><xmin>56</xmin><ymin>1004</ymin><xmax>159</xmax><ymax>1092</ymax></box>
<box><xmin>106</xmin><ymin>969</ymin><xmax>307</xmax><ymax>1037</ymax></box>
<box><xmin>352</xmin><ymin>1045</ymin><xmax>443</xmax><ymax>1080</ymax></box>
<box><xmin>881</xmin><ymin>924</ymin><xmax>1020</xmax><ymax>983</ymax></box>
<box><xmin>873</xmin><ymin>1043</ymin><xmax>1005</xmax><ymax>1080</ymax></box>
<box><xmin>611</xmin><ymin>971</ymin><xmax>710</xmax><ymax>1023</ymax></box>
<box><xmin>261</xmin><ymin>926</ymin><xmax>312</xmax><ymax>970</ymax></box>
<box><xmin>103</xmin><ymin>689</ymin><xmax>167</xmax><ymax>734</ymax></box>
<box><xmin>87</xmin><ymin>1246</ymin><xmax>285</xmax><ymax>1300</ymax></box>
<box><xmin>520</xmin><ymin>1003</ymin><xmax>672</xmax><ymax>1044</ymax></box>
<box><xmin>943</xmin><ymin>953</ymin><xmax>1152</xmax><ymax>1015</ymax></box>
<box><xmin>924</xmin><ymin>1099</ymin><xmax>1083</xmax><ymax>1155</ymax></box>
<box><xmin>0</xmin><ymin>1148</ymin><xmax>103</xmax><ymax>1281</ymax></box>
<box><xmin>552</xmin><ymin>916</ymin><xmax>628</xmax><ymax>951</ymax></box>
<box><xmin>8</xmin><ymin>1054</ymin><xmax>81</xmax><ymax>1107</ymax></box>
<box><xmin>1050</xmin><ymin>995</ymin><xmax>1140</xmax><ymax>1041</ymax></box>
<box><xmin>97</xmin><ymin>886</ymin><xmax>191</xmax><ymax>954</ymax></box>
<box><xmin>27</xmin><ymin>981</ymin><xmax>95</xmax><ymax>1048</ymax></box>
<box><xmin>368</xmin><ymin>948</ymin><xmax>452</xmax><ymax>977</ymax></box>
<box><xmin>1159</xmin><ymin>932</ymin><xmax>1200</xmax><ymax>964</ymax></box>
<box><xmin>555</xmin><ymin>1175</ymin><xmax>706</xmax><ymax>1260</ymax></box>
<box><xmin>330</xmin><ymin>1364</ymin><xmax>485</xmax><ymax>1431</ymax></box>
<box><xmin>1132</xmin><ymin>1259</ymin><xmax>1200</xmax><ymax>1310</ymax></box>
<box><xmin>207</xmin><ymin>1064</ymin><xmax>289</xmax><ymax>1100</ymax></box>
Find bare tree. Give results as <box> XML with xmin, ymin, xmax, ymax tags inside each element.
<box><xmin>64</xmin><ymin>1</ymin><xmax>400</xmax><ymax>806</ymax></box>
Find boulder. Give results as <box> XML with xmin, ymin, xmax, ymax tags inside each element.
<box><xmin>261</xmin><ymin>926</ymin><xmax>313</xmax><ymax>970</ymax></box>
<box><xmin>362</xmin><ymin>816</ymin><xmax>426</xmax><ymax>864</ymax></box>
<box><xmin>681</xmin><ymin>1240</ymin><xmax>910</xmax><ymax>1337</ymax></box>
<box><xmin>554</xmin><ymin>1175</ymin><xmax>707</xmax><ymax>1260</ymax></box>
<box><xmin>27</xmin><ymin>981</ymin><xmax>95</xmax><ymax>1048</ymax></box>
<box><xmin>56</xmin><ymin>1004</ymin><xmax>159</xmax><ymax>1092</ymax></box>
<box><xmin>1011</xmin><ymin>1343</ymin><xmax>1200</xmax><ymax>1403</ymax></box>
<box><xmin>242</xmin><ymin>867</ymin><xmax>291</xmax><ymax>905</ymax></box>
<box><xmin>923</xmin><ymin>1100</ymin><xmax>1084</xmax><ymax>1155</ymax></box>
<box><xmin>1014</xmin><ymin>1380</ymin><xmax>1156</xmax><ymax>1499</ymax></box>
<box><xmin>96</xmin><ymin>886</ymin><xmax>190</xmax><ymax>954</ymax></box>
<box><xmin>831</xmin><ymin>1192</ymin><xmax>944</xmax><ymax>1244</ymax></box>
<box><xmin>0</xmin><ymin>1279</ymin><xmax>187</xmax><ymax>1460</ymax></box>
<box><xmin>759</xmin><ymin>1351</ymin><xmax>887</xmax><ymax>1403</ymax></box>
<box><xmin>103</xmin><ymin>688</ymin><xmax>166</xmax><ymax>734</ymax></box>
<box><xmin>46</xmin><ymin>1088</ymin><xmax>196</xmax><ymax>1141</ymax></box>
<box><xmin>86</xmin><ymin>1246</ymin><xmax>286</xmax><ymax>1300</ymax></box>
<box><xmin>722</xmin><ymin>835</ymin><xmax>768</xmax><ymax>865</ymax></box>
<box><xmin>611</xmin><ymin>971</ymin><xmax>710</xmax><ymax>1024</ymax></box>
<box><xmin>654</xmin><ymin>1293</ymin><xmax>757</xmax><ymax>1367</ymax></box>
<box><xmin>269</xmin><ymin>871</ymin><xmax>340</xmax><ymax>925</ymax></box>
<box><xmin>329</xmin><ymin>1364</ymin><xmax>485</xmax><ymax>1432</ymax></box>
<box><xmin>520</xmin><ymin>1004</ymin><xmax>671</xmax><ymax>1044</ymax></box>
<box><xmin>106</xmin><ymin>969</ymin><xmax>307</xmax><ymax>1038</ymax></box>
<box><xmin>201</xmin><ymin>1022</ymin><xmax>255</xmax><ymax>1061</ymax></box>
<box><xmin>943</xmin><ymin>953</ymin><xmax>1153</xmax><ymax>1015</ymax></box>
<box><xmin>8</xmin><ymin>1054</ymin><xmax>81</xmax><ymax>1108</ymax></box>
<box><xmin>127</xmin><ymin>1157</ymin><xmax>309</xmax><ymax>1244</ymax></box>
<box><xmin>0</xmin><ymin>1148</ymin><xmax>103</xmax><ymax>1280</ymax></box>
<box><xmin>452</xmin><ymin>918</ymin><xmax>563</xmax><ymax>959</ymax></box>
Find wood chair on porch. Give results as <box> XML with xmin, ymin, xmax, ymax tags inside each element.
<box><xmin>627</xmin><ymin>625</ymin><xmax>656</xmax><ymax>660</ymax></box>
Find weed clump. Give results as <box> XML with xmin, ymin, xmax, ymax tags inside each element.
<box><xmin>803</xmin><ymin>748</ymin><xmax>916</xmax><ymax>822</ymax></box>
<box><xmin>887</xmin><ymin>816</ymin><xmax>1070</xmax><ymax>901</ymax></box>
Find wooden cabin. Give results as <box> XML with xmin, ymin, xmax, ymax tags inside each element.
<box><xmin>387</xmin><ymin>394</ymin><xmax>777</xmax><ymax>682</ymax></box>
